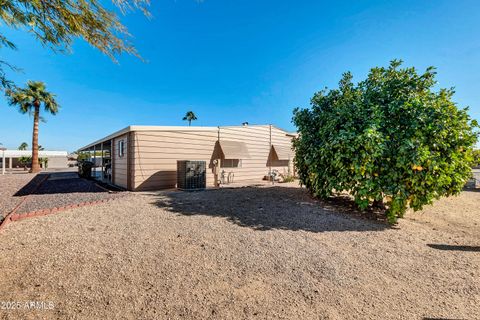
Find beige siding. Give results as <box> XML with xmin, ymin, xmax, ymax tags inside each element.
<box><xmin>270</xmin><ymin>126</ymin><xmax>295</xmax><ymax>175</ymax></box>
<box><xmin>217</xmin><ymin>125</ymin><xmax>271</xmax><ymax>183</ymax></box>
<box><xmin>132</xmin><ymin>129</ymin><xmax>219</xmax><ymax>190</ymax></box>
<box><xmin>218</xmin><ymin>125</ymin><xmax>294</xmax><ymax>183</ymax></box>
<box><xmin>113</xmin><ymin>134</ymin><xmax>129</xmax><ymax>189</ymax></box>
<box><xmin>124</xmin><ymin>125</ymin><xmax>294</xmax><ymax>191</ymax></box>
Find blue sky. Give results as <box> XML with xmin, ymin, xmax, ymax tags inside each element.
<box><xmin>1</xmin><ymin>0</ymin><xmax>479</xmax><ymax>151</ymax></box>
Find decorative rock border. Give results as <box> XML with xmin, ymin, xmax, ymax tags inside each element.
<box><xmin>0</xmin><ymin>174</ymin><xmax>125</xmax><ymax>233</ymax></box>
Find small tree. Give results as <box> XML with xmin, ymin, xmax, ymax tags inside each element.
<box><xmin>6</xmin><ymin>81</ymin><xmax>59</xmax><ymax>173</ymax></box>
<box><xmin>0</xmin><ymin>0</ymin><xmax>150</xmax><ymax>90</ymax></box>
<box><xmin>293</xmin><ymin>60</ymin><xmax>479</xmax><ymax>223</ymax></box>
<box><xmin>18</xmin><ymin>156</ymin><xmax>31</xmax><ymax>171</ymax></box>
<box><xmin>39</xmin><ymin>157</ymin><xmax>49</xmax><ymax>169</ymax></box>
<box><xmin>18</xmin><ymin>142</ymin><xmax>28</xmax><ymax>150</ymax></box>
<box><xmin>472</xmin><ymin>149</ymin><xmax>480</xmax><ymax>168</ymax></box>
<box><xmin>183</xmin><ymin>111</ymin><xmax>198</xmax><ymax>126</ymax></box>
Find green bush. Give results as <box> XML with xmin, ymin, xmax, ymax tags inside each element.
<box><xmin>18</xmin><ymin>156</ymin><xmax>31</xmax><ymax>169</ymax></box>
<box><xmin>472</xmin><ymin>149</ymin><xmax>480</xmax><ymax>167</ymax></box>
<box><xmin>292</xmin><ymin>60</ymin><xmax>479</xmax><ymax>223</ymax></box>
<box><xmin>279</xmin><ymin>172</ymin><xmax>295</xmax><ymax>183</ymax></box>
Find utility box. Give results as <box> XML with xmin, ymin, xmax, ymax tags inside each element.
<box><xmin>177</xmin><ymin>160</ymin><xmax>206</xmax><ymax>190</ymax></box>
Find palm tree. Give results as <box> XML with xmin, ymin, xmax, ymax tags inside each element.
<box><xmin>18</xmin><ymin>142</ymin><xmax>28</xmax><ymax>150</ymax></box>
<box><xmin>182</xmin><ymin>111</ymin><xmax>197</xmax><ymax>126</ymax></box>
<box><xmin>6</xmin><ymin>81</ymin><xmax>59</xmax><ymax>173</ymax></box>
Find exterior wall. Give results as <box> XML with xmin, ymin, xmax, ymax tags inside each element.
<box><xmin>1</xmin><ymin>150</ymin><xmax>68</xmax><ymax>170</ymax></box>
<box><xmin>132</xmin><ymin>129</ymin><xmax>219</xmax><ymax>190</ymax></box>
<box><xmin>46</xmin><ymin>156</ymin><xmax>68</xmax><ymax>169</ymax></box>
<box><xmin>218</xmin><ymin>125</ymin><xmax>271</xmax><ymax>183</ymax></box>
<box><xmin>128</xmin><ymin>125</ymin><xmax>294</xmax><ymax>191</ymax></box>
<box><xmin>1</xmin><ymin>156</ymin><xmax>66</xmax><ymax>169</ymax></box>
<box><xmin>269</xmin><ymin>126</ymin><xmax>295</xmax><ymax>176</ymax></box>
<box><xmin>113</xmin><ymin>134</ymin><xmax>129</xmax><ymax>189</ymax></box>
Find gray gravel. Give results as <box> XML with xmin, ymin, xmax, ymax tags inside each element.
<box><xmin>15</xmin><ymin>174</ymin><xmax>124</xmax><ymax>215</ymax></box>
<box><xmin>0</xmin><ymin>184</ymin><xmax>478</xmax><ymax>319</ymax></box>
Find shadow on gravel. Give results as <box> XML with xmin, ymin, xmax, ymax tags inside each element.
<box><xmin>14</xmin><ymin>172</ymin><xmax>108</xmax><ymax>196</ymax></box>
<box><xmin>14</xmin><ymin>173</ymin><xmax>50</xmax><ymax>196</ymax></box>
<box><xmin>427</xmin><ymin>244</ymin><xmax>480</xmax><ymax>252</ymax></box>
<box><xmin>155</xmin><ymin>186</ymin><xmax>389</xmax><ymax>233</ymax></box>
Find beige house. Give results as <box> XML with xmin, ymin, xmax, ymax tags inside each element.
<box><xmin>78</xmin><ymin>124</ymin><xmax>296</xmax><ymax>191</ymax></box>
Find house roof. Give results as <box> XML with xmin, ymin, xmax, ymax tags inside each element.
<box><xmin>77</xmin><ymin>124</ymin><xmax>297</xmax><ymax>151</ymax></box>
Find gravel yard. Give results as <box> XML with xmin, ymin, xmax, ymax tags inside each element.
<box><xmin>14</xmin><ymin>173</ymin><xmax>123</xmax><ymax>215</ymax></box>
<box><xmin>0</xmin><ymin>184</ymin><xmax>479</xmax><ymax>319</ymax></box>
<box><xmin>0</xmin><ymin>172</ymin><xmax>124</xmax><ymax>219</ymax></box>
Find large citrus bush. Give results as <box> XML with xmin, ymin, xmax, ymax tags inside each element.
<box><xmin>292</xmin><ymin>60</ymin><xmax>479</xmax><ymax>223</ymax></box>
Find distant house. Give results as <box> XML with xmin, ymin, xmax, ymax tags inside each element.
<box><xmin>0</xmin><ymin>150</ymin><xmax>68</xmax><ymax>170</ymax></box>
<box><xmin>77</xmin><ymin>124</ymin><xmax>296</xmax><ymax>191</ymax></box>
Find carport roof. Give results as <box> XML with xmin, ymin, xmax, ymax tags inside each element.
<box><xmin>2</xmin><ymin>150</ymin><xmax>67</xmax><ymax>157</ymax></box>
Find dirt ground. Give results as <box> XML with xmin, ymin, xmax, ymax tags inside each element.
<box><xmin>0</xmin><ymin>183</ymin><xmax>478</xmax><ymax>319</ymax></box>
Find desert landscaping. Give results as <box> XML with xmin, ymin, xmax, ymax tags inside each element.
<box><xmin>1</xmin><ymin>1</ymin><xmax>480</xmax><ymax>319</ymax></box>
<box><xmin>0</xmin><ymin>173</ymin><xmax>478</xmax><ymax>320</ymax></box>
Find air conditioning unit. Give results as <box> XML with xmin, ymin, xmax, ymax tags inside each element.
<box><xmin>177</xmin><ymin>160</ymin><xmax>206</xmax><ymax>190</ymax></box>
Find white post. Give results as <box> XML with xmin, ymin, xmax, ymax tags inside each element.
<box><xmin>93</xmin><ymin>145</ymin><xmax>96</xmax><ymax>179</ymax></box>
<box><xmin>100</xmin><ymin>142</ymin><xmax>104</xmax><ymax>181</ymax></box>
<box><xmin>1</xmin><ymin>149</ymin><xmax>5</xmax><ymax>175</ymax></box>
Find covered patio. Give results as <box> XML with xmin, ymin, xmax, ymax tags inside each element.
<box><xmin>78</xmin><ymin>140</ymin><xmax>113</xmax><ymax>184</ymax></box>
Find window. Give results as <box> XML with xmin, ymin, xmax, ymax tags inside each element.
<box><xmin>221</xmin><ymin>159</ymin><xmax>241</xmax><ymax>168</ymax></box>
<box><xmin>118</xmin><ymin>140</ymin><xmax>125</xmax><ymax>158</ymax></box>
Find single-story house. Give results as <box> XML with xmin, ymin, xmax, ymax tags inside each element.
<box><xmin>77</xmin><ymin>124</ymin><xmax>296</xmax><ymax>191</ymax></box>
<box><xmin>0</xmin><ymin>150</ymin><xmax>68</xmax><ymax>170</ymax></box>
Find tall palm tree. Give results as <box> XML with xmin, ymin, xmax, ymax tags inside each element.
<box><xmin>18</xmin><ymin>142</ymin><xmax>28</xmax><ymax>150</ymax></box>
<box><xmin>6</xmin><ymin>81</ymin><xmax>59</xmax><ymax>173</ymax></box>
<box><xmin>182</xmin><ymin>111</ymin><xmax>197</xmax><ymax>126</ymax></box>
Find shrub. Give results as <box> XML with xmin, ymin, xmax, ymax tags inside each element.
<box><xmin>472</xmin><ymin>149</ymin><xmax>480</xmax><ymax>168</ymax></box>
<box><xmin>292</xmin><ymin>60</ymin><xmax>479</xmax><ymax>223</ymax></box>
<box><xmin>18</xmin><ymin>156</ymin><xmax>31</xmax><ymax>170</ymax></box>
<box><xmin>279</xmin><ymin>172</ymin><xmax>295</xmax><ymax>183</ymax></box>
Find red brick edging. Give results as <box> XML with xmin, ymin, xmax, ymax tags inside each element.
<box><xmin>8</xmin><ymin>197</ymin><xmax>120</xmax><ymax>223</ymax></box>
